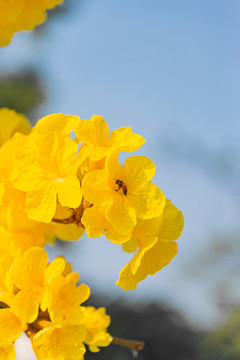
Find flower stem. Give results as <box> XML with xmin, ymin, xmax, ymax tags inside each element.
<box><xmin>112</xmin><ymin>336</ymin><xmax>144</xmax><ymax>356</ymax></box>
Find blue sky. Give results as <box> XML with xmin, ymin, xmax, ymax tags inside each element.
<box><xmin>1</xmin><ymin>0</ymin><xmax>240</xmax><ymax>329</ymax></box>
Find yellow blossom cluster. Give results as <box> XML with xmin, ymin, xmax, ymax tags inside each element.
<box><xmin>0</xmin><ymin>0</ymin><xmax>63</xmax><ymax>47</ymax></box>
<box><xmin>0</xmin><ymin>108</ymin><xmax>184</xmax><ymax>291</ymax></box>
<box><xmin>0</xmin><ymin>246</ymin><xmax>112</xmax><ymax>360</ymax></box>
<box><xmin>0</xmin><ymin>2</ymin><xmax>185</xmax><ymax>357</ymax></box>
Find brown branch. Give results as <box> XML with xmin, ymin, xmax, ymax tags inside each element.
<box><xmin>51</xmin><ymin>202</ymin><xmax>94</xmax><ymax>227</ymax></box>
<box><xmin>112</xmin><ymin>336</ymin><xmax>144</xmax><ymax>357</ymax></box>
<box><xmin>51</xmin><ymin>217</ymin><xmax>75</xmax><ymax>225</ymax></box>
<box><xmin>51</xmin><ymin>203</ymin><xmax>85</xmax><ymax>226</ymax></box>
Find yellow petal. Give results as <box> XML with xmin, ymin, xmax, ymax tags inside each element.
<box><xmin>0</xmin><ymin>0</ymin><xmax>63</xmax><ymax>47</ymax></box>
<box><xmin>84</xmin><ymin>307</ymin><xmax>112</xmax><ymax>352</ymax></box>
<box><xmin>45</xmin><ymin>257</ymin><xmax>66</xmax><ymax>283</ymax></box>
<box><xmin>105</xmin><ymin>195</ymin><xmax>136</xmax><ymax>234</ymax></box>
<box><xmin>57</xmin><ymin>176</ymin><xmax>82</xmax><ymax>208</ymax></box>
<box><xmin>122</xmin><ymin>237</ymin><xmax>138</xmax><ymax>253</ymax></box>
<box><xmin>116</xmin><ymin>240</ymin><xmax>178</xmax><ymax>290</ymax></box>
<box><xmin>82</xmin><ymin>170</ymin><xmax>112</xmax><ymax>205</ymax></box>
<box><xmin>33</xmin><ymin>113</ymin><xmax>79</xmax><ymax>136</ymax></box>
<box><xmin>48</xmin><ymin>273</ymin><xmax>90</xmax><ymax>324</ymax></box>
<box><xmin>0</xmin><ymin>342</ymin><xmax>16</xmax><ymax>360</ymax></box>
<box><xmin>0</xmin><ymin>309</ymin><xmax>25</xmax><ymax>342</ymax></box>
<box><xmin>75</xmin><ymin>115</ymin><xmax>110</xmax><ymax>147</ymax></box>
<box><xmin>133</xmin><ymin>182</ymin><xmax>166</xmax><ymax>219</ymax></box>
<box><xmin>105</xmin><ymin>150</ymin><xmax>123</xmax><ymax>183</ymax></box>
<box><xmin>25</xmin><ymin>185</ymin><xmax>57</xmax><ymax>223</ymax></box>
<box><xmin>11</xmin><ymin>288</ymin><xmax>42</xmax><ymax>323</ymax></box>
<box><xmin>105</xmin><ymin>224</ymin><xmax>132</xmax><ymax>245</ymax></box>
<box><xmin>0</xmin><ymin>108</ymin><xmax>31</xmax><ymax>146</ymax></box>
<box><xmin>110</xmin><ymin>127</ymin><xmax>145</xmax><ymax>152</ymax></box>
<box><xmin>55</xmin><ymin>223</ymin><xmax>85</xmax><ymax>241</ymax></box>
<box><xmin>33</xmin><ymin>324</ymin><xmax>86</xmax><ymax>360</ymax></box>
<box><xmin>130</xmin><ymin>236</ymin><xmax>158</xmax><ymax>275</ymax></box>
<box><xmin>10</xmin><ymin>247</ymin><xmax>48</xmax><ymax>289</ymax></box>
<box><xmin>124</xmin><ymin>156</ymin><xmax>156</xmax><ymax>186</ymax></box>
<box><xmin>158</xmin><ymin>200</ymin><xmax>184</xmax><ymax>240</ymax></box>
<box><xmin>81</xmin><ymin>206</ymin><xmax>106</xmax><ymax>239</ymax></box>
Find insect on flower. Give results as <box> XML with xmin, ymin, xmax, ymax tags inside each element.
<box><xmin>115</xmin><ymin>179</ymin><xmax>128</xmax><ymax>195</ymax></box>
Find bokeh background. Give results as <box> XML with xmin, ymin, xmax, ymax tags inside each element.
<box><xmin>0</xmin><ymin>1</ymin><xmax>240</xmax><ymax>359</ymax></box>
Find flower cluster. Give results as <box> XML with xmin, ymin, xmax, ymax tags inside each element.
<box><xmin>0</xmin><ymin>2</ymin><xmax>184</xmax><ymax>358</ymax></box>
<box><xmin>0</xmin><ymin>246</ymin><xmax>112</xmax><ymax>360</ymax></box>
<box><xmin>0</xmin><ymin>0</ymin><xmax>63</xmax><ymax>46</ymax></box>
<box><xmin>0</xmin><ymin>108</ymin><xmax>184</xmax><ymax>291</ymax></box>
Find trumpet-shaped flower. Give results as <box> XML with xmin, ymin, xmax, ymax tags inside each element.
<box><xmin>6</xmin><ymin>132</ymin><xmax>82</xmax><ymax>223</ymax></box>
<box><xmin>82</xmin><ymin>153</ymin><xmax>165</xmax><ymax>234</ymax></box>
<box><xmin>0</xmin><ymin>0</ymin><xmax>63</xmax><ymax>47</ymax></box>
<box><xmin>116</xmin><ymin>200</ymin><xmax>184</xmax><ymax>290</ymax></box>
<box><xmin>10</xmin><ymin>247</ymin><xmax>49</xmax><ymax>322</ymax></box>
<box><xmin>0</xmin><ymin>309</ymin><xmax>26</xmax><ymax>360</ymax></box>
<box><xmin>75</xmin><ymin>115</ymin><xmax>145</xmax><ymax>162</ymax></box>
<box><xmin>33</xmin><ymin>323</ymin><xmax>86</xmax><ymax>360</ymax></box>
<box><xmin>48</xmin><ymin>272</ymin><xmax>90</xmax><ymax>324</ymax></box>
<box><xmin>0</xmin><ymin>184</ymin><xmax>55</xmax><ymax>256</ymax></box>
<box><xmin>84</xmin><ymin>307</ymin><xmax>112</xmax><ymax>352</ymax></box>
<box><xmin>0</xmin><ymin>309</ymin><xmax>26</xmax><ymax>342</ymax></box>
<box><xmin>81</xmin><ymin>205</ymin><xmax>132</xmax><ymax>244</ymax></box>
<box><xmin>9</xmin><ymin>248</ymin><xmax>73</xmax><ymax>322</ymax></box>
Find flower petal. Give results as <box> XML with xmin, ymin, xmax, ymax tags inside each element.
<box><xmin>133</xmin><ymin>182</ymin><xmax>166</xmax><ymax>219</ymax></box>
<box><xmin>0</xmin><ymin>342</ymin><xmax>16</xmax><ymax>360</ymax></box>
<box><xmin>110</xmin><ymin>127</ymin><xmax>145</xmax><ymax>152</ymax></box>
<box><xmin>75</xmin><ymin>115</ymin><xmax>110</xmax><ymax>147</ymax></box>
<box><xmin>57</xmin><ymin>176</ymin><xmax>82</xmax><ymax>209</ymax></box>
<box><xmin>81</xmin><ymin>206</ymin><xmax>106</xmax><ymax>239</ymax></box>
<box><xmin>105</xmin><ymin>195</ymin><xmax>136</xmax><ymax>233</ymax></box>
<box><xmin>82</xmin><ymin>170</ymin><xmax>112</xmax><ymax>205</ymax></box>
<box><xmin>25</xmin><ymin>185</ymin><xmax>57</xmax><ymax>223</ymax></box>
<box><xmin>0</xmin><ymin>309</ymin><xmax>25</xmax><ymax>342</ymax></box>
<box><xmin>124</xmin><ymin>156</ymin><xmax>156</xmax><ymax>187</ymax></box>
<box><xmin>33</xmin><ymin>113</ymin><xmax>79</xmax><ymax>136</ymax></box>
<box><xmin>116</xmin><ymin>240</ymin><xmax>177</xmax><ymax>291</ymax></box>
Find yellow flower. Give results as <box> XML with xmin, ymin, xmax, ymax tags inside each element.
<box><xmin>0</xmin><ymin>184</ymin><xmax>55</xmax><ymax>256</ymax></box>
<box><xmin>81</xmin><ymin>204</ymin><xmax>132</xmax><ymax>244</ymax></box>
<box><xmin>84</xmin><ymin>307</ymin><xmax>112</xmax><ymax>352</ymax></box>
<box><xmin>116</xmin><ymin>200</ymin><xmax>184</xmax><ymax>290</ymax></box>
<box><xmin>10</xmin><ymin>247</ymin><xmax>49</xmax><ymax>322</ymax></box>
<box><xmin>82</xmin><ymin>152</ymin><xmax>165</xmax><ymax>234</ymax></box>
<box><xmin>6</xmin><ymin>131</ymin><xmax>83</xmax><ymax>223</ymax></box>
<box><xmin>0</xmin><ymin>342</ymin><xmax>16</xmax><ymax>360</ymax></box>
<box><xmin>0</xmin><ymin>308</ymin><xmax>26</xmax><ymax>342</ymax></box>
<box><xmin>0</xmin><ymin>0</ymin><xmax>63</xmax><ymax>47</ymax></box>
<box><xmin>47</xmin><ymin>272</ymin><xmax>90</xmax><ymax>324</ymax></box>
<box><xmin>0</xmin><ymin>108</ymin><xmax>31</xmax><ymax>147</ymax></box>
<box><xmin>75</xmin><ymin>115</ymin><xmax>145</xmax><ymax>162</ymax></box>
<box><xmin>33</xmin><ymin>323</ymin><xmax>86</xmax><ymax>360</ymax></box>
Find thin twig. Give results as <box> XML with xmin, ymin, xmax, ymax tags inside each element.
<box><xmin>112</xmin><ymin>336</ymin><xmax>144</xmax><ymax>356</ymax></box>
<box><xmin>51</xmin><ymin>217</ymin><xmax>75</xmax><ymax>224</ymax></box>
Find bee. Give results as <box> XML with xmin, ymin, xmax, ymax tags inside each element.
<box><xmin>115</xmin><ymin>179</ymin><xmax>128</xmax><ymax>195</ymax></box>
